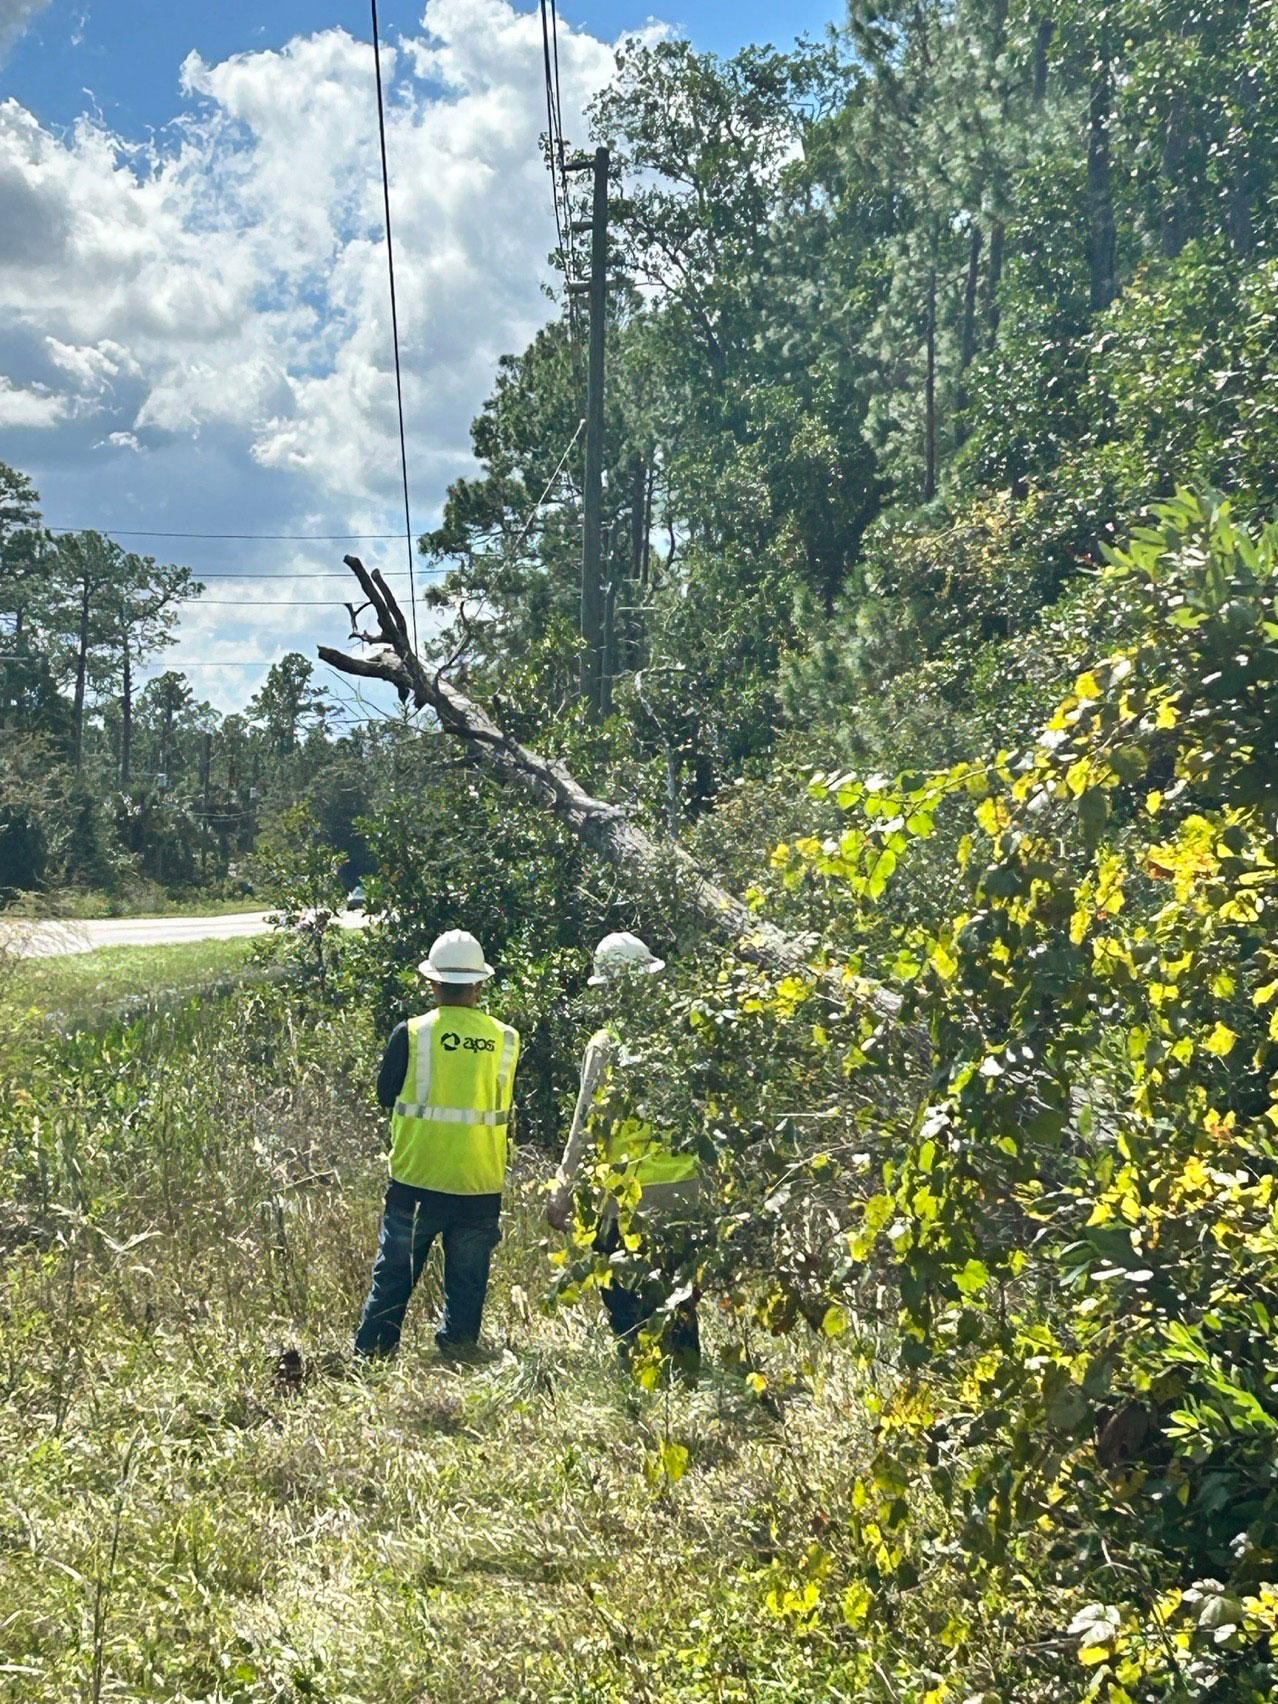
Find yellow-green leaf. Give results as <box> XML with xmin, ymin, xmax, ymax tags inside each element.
<box><xmin>661</xmin><ymin>1440</ymin><xmax>689</xmax><ymax>1482</ymax></box>
<box><xmin>843</xmin><ymin>1581</ymin><xmax>872</xmax><ymax>1627</ymax></box>
<box><xmin>932</xmin><ymin>940</ymin><xmax>958</xmax><ymax>980</ymax></box>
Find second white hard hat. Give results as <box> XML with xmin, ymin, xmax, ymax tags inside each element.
<box><xmin>588</xmin><ymin>930</ymin><xmax>666</xmax><ymax>986</ymax></box>
<box><xmin>419</xmin><ymin>929</ymin><xmax>494</xmax><ymax>984</ymax></box>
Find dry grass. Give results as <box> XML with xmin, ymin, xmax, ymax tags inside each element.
<box><xmin>0</xmin><ymin>993</ymin><xmax>885</xmax><ymax>1704</ymax></box>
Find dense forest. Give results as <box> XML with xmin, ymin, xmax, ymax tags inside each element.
<box><xmin>6</xmin><ymin>0</ymin><xmax>1278</xmax><ymax>1697</ymax></box>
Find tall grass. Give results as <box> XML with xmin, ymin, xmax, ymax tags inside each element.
<box><xmin>0</xmin><ymin>988</ymin><xmax>899</xmax><ymax>1703</ymax></box>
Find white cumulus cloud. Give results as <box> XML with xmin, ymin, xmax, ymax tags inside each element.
<box><xmin>0</xmin><ymin>0</ymin><xmax>630</xmax><ymax>707</ymax></box>
<box><xmin>0</xmin><ymin>373</ymin><xmax>66</xmax><ymax>426</ymax></box>
<box><xmin>1</xmin><ymin>0</ymin><xmax>618</xmax><ymax>496</ymax></box>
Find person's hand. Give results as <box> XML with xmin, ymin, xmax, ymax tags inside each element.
<box><xmin>546</xmin><ymin>1192</ymin><xmax>571</xmax><ymax>1233</ymax></box>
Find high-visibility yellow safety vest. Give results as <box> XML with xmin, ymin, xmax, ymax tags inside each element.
<box><xmin>390</xmin><ymin>1007</ymin><xmax>520</xmax><ymax>1194</ymax></box>
<box><xmin>593</xmin><ymin>1028</ymin><xmax>700</xmax><ymax>1190</ymax></box>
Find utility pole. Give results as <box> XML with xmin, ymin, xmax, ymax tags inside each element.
<box><xmin>201</xmin><ymin>730</ymin><xmax>212</xmax><ymax>877</ymax></box>
<box><xmin>600</xmin><ymin>523</ymin><xmax>616</xmax><ymax>720</ymax></box>
<box><xmin>567</xmin><ymin>146</ymin><xmax>609</xmax><ymax>719</ymax></box>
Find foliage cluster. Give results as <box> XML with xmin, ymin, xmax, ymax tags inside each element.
<box><xmin>678</xmin><ymin>495</ymin><xmax>1278</xmax><ymax>1697</ymax></box>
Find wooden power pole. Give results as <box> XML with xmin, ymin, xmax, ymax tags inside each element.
<box><xmin>567</xmin><ymin>146</ymin><xmax>609</xmax><ymax>719</ymax></box>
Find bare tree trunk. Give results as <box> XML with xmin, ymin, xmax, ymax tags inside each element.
<box><xmin>956</xmin><ymin>224</ymin><xmax>983</xmax><ymax>440</ymax></box>
<box><xmin>1087</xmin><ymin>45</ymin><xmax>1119</xmax><ymax>312</ymax></box>
<box><xmin>121</xmin><ymin>638</ymin><xmax>132</xmax><ymax>787</ymax></box>
<box><xmin>960</xmin><ymin>226</ymin><xmax>982</xmax><ymax>373</ymax></box>
<box><xmin>923</xmin><ymin>267</ymin><xmax>938</xmax><ymax>501</ymax></box>
<box><xmin>13</xmin><ymin>603</ymin><xmax>25</xmax><ymax>721</ymax></box>
<box><xmin>628</xmin><ymin>457</ymin><xmax>648</xmax><ymax>672</ymax></box>
<box><xmin>600</xmin><ymin>565</ymin><xmax>617</xmax><ymax>720</ymax></box>
<box><xmin>1033</xmin><ymin>15</ymin><xmax>1053</xmax><ymax>105</ymax></box>
<box><xmin>160</xmin><ymin>704</ymin><xmax>173</xmax><ymax>787</ymax></box>
<box><xmin>984</xmin><ymin>220</ymin><xmax>1005</xmax><ymax>352</ymax></box>
<box><xmin>318</xmin><ymin>556</ymin><xmax>908</xmax><ymax>1031</ymax></box>
<box><xmin>72</xmin><ymin>575</ymin><xmax>90</xmax><ymax>773</ymax></box>
<box><xmin>201</xmin><ymin>731</ymin><xmax>212</xmax><ymax>877</ymax></box>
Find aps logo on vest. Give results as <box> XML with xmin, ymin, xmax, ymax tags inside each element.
<box><xmin>441</xmin><ymin>1031</ymin><xmax>496</xmax><ymax>1053</ymax></box>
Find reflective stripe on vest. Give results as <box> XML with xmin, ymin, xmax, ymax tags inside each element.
<box><xmin>394</xmin><ymin>1103</ymin><xmax>510</xmax><ymax>1126</ymax></box>
<box><xmin>388</xmin><ymin>1009</ymin><xmax>520</xmax><ymax>1194</ymax></box>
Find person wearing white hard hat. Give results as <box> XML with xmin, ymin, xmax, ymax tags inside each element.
<box><xmin>547</xmin><ymin>931</ymin><xmax>701</xmax><ymax>1372</ymax></box>
<box><xmin>354</xmin><ymin>930</ymin><xmax>521</xmax><ymax>1357</ymax></box>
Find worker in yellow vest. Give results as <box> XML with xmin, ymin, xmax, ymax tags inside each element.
<box><xmin>547</xmin><ymin>931</ymin><xmax>702</xmax><ymax>1370</ymax></box>
<box><xmin>355</xmin><ymin>929</ymin><xmax>520</xmax><ymax>1357</ymax></box>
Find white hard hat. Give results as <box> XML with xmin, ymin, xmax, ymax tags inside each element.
<box><xmin>419</xmin><ymin>929</ymin><xmax>493</xmax><ymax>984</ymax></box>
<box><xmin>588</xmin><ymin>930</ymin><xmax>666</xmax><ymax>986</ymax></box>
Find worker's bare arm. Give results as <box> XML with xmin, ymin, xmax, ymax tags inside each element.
<box><xmin>546</xmin><ymin>1031</ymin><xmax>612</xmax><ymax>1229</ymax></box>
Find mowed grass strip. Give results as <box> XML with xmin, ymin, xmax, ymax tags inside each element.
<box><xmin>3</xmin><ymin>888</ymin><xmax>264</xmax><ymax>920</ymax></box>
<box><xmin>2</xmin><ymin>936</ymin><xmax>257</xmax><ymax>1022</ymax></box>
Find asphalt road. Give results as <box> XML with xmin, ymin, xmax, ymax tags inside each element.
<box><xmin>2</xmin><ymin>910</ymin><xmax>366</xmax><ymax>959</ymax></box>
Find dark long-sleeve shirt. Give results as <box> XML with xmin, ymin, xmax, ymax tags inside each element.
<box><xmin>377</xmin><ymin>1022</ymin><xmax>410</xmax><ymax>1109</ymax></box>
<box><xmin>375</xmin><ymin>1020</ymin><xmax>502</xmax><ymax>1221</ymax></box>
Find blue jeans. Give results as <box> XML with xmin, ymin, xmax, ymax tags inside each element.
<box><xmin>355</xmin><ymin>1184</ymin><xmax>501</xmax><ymax>1355</ymax></box>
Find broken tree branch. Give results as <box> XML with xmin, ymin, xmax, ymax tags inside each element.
<box><xmin>319</xmin><ymin>557</ymin><xmax>908</xmax><ymax>1034</ymax></box>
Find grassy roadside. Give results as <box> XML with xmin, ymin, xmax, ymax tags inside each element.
<box><xmin>3</xmin><ymin>888</ymin><xmax>262</xmax><ymax>921</ymax></box>
<box><xmin>0</xmin><ymin>991</ymin><xmax>904</xmax><ymax>1704</ymax></box>
<box><xmin>1</xmin><ymin>936</ymin><xmax>257</xmax><ymax>1025</ymax></box>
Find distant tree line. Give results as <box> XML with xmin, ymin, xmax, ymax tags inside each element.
<box><xmin>0</xmin><ymin>463</ymin><xmax>384</xmax><ymax>904</ymax></box>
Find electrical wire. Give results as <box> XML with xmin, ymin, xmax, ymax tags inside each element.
<box><xmin>506</xmin><ymin>419</ymin><xmax>585</xmax><ymax>558</ymax></box>
<box><xmin>0</xmin><ymin>657</ymin><xmax>286</xmax><ymax>668</ymax></box>
<box><xmin>44</xmin><ymin>528</ymin><xmax>406</xmax><ymax>541</ymax></box>
<box><xmin>539</xmin><ymin>0</ymin><xmax>582</xmax><ymax>340</ymax></box>
<box><xmin>170</xmin><ymin>572</ymin><xmax>413</xmax><ymax>581</ymax></box>
<box><xmin>174</xmin><ymin>599</ymin><xmax>370</xmax><ymax>606</ymax></box>
<box><xmin>370</xmin><ymin>0</ymin><xmax>420</xmax><ymax>652</ymax></box>
<box><xmin>549</xmin><ymin>0</ymin><xmax>567</xmax><ymax>163</ymax></box>
<box><xmin>538</xmin><ymin>1</ymin><xmax>569</xmax><ymax>267</ymax></box>
<box><xmin>549</xmin><ymin>0</ymin><xmax>580</xmax><ymax>295</ymax></box>
<box><xmin>539</xmin><ymin>0</ymin><xmax>569</xmax><ymax>273</ymax></box>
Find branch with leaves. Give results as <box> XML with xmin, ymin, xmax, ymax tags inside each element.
<box><xmin>318</xmin><ymin>555</ymin><xmax>906</xmax><ymax>1030</ymax></box>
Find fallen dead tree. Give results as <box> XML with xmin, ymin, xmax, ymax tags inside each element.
<box><xmin>319</xmin><ymin>556</ymin><xmax>906</xmax><ymax>1032</ymax></box>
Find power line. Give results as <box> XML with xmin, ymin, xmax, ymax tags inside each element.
<box><xmin>369</xmin><ymin>0</ymin><xmax>420</xmax><ymax>653</ymax></box>
<box><xmin>173</xmin><ymin>571</ymin><xmax>412</xmax><ymax>580</ymax></box>
<box><xmin>539</xmin><ymin>0</ymin><xmax>581</xmax><ymax>338</ymax></box>
<box><xmin>176</xmin><ymin>599</ymin><xmax>367</xmax><ymax>606</ymax></box>
<box><xmin>507</xmin><ymin>419</ymin><xmax>585</xmax><ymax>558</ymax></box>
<box><xmin>549</xmin><ymin>0</ymin><xmax>567</xmax><ymax>161</ymax></box>
<box><xmin>540</xmin><ymin>0</ymin><xmax>569</xmax><ymax>272</ymax></box>
<box><xmin>45</xmin><ymin>528</ymin><xmax>406</xmax><ymax>541</ymax></box>
<box><xmin>0</xmin><ymin>657</ymin><xmax>286</xmax><ymax>668</ymax></box>
<box><xmin>550</xmin><ymin>0</ymin><xmax>580</xmax><ymax>296</ymax></box>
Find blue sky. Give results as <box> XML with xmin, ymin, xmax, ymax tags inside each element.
<box><xmin>0</xmin><ymin>0</ymin><xmax>843</xmax><ymax>715</ymax></box>
<box><xmin>9</xmin><ymin>1</ymin><xmax>843</xmax><ymax>133</ymax></box>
